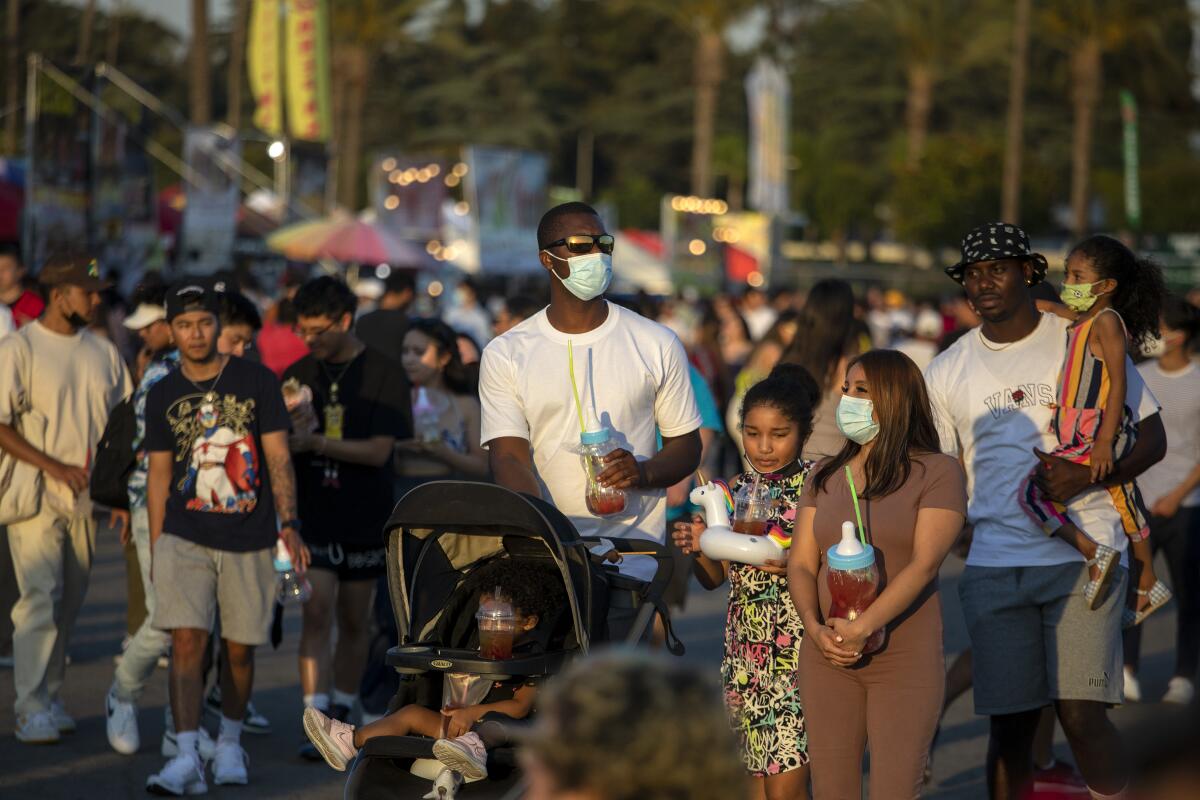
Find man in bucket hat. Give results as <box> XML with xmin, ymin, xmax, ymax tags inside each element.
<box><xmin>0</xmin><ymin>255</ymin><xmax>132</xmax><ymax>743</ymax></box>
<box><xmin>924</xmin><ymin>223</ymin><xmax>1166</xmax><ymax>798</ymax></box>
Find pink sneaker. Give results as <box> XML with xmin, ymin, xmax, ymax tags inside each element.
<box><xmin>432</xmin><ymin>731</ymin><xmax>488</xmax><ymax>780</ymax></box>
<box><xmin>302</xmin><ymin>706</ymin><xmax>358</xmax><ymax>771</ymax></box>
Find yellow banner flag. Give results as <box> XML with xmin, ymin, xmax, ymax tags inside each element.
<box><xmin>285</xmin><ymin>0</ymin><xmax>332</xmax><ymax>142</ymax></box>
<box><xmin>247</xmin><ymin>0</ymin><xmax>282</xmax><ymax>136</ymax></box>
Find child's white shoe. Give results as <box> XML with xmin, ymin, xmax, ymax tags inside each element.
<box><xmin>432</xmin><ymin>731</ymin><xmax>488</xmax><ymax>780</ymax></box>
<box><xmin>423</xmin><ymin>767</ymin><xmax>463</xmax><ymax>799</ymax></box>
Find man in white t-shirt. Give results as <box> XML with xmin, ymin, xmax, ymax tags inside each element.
<box><xmin>924</xmin><ymin>223</ymin><xmax>1165</xmax><ymax>800</ymax></box>
<box><xmin>480</xmin><ymin>202</ymin><xmax>702</xmax><ymax>591</ymax></box>
<box><xmin>0</xmin><ymin>256</ymin><xmax>132</xmax><ymax>744</ymax></box>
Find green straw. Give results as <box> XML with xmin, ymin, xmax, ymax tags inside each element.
<box><xmin>844</xmin><ymin>465</ymin><xmax>867</xmax><ymax>546</ymax></box>
<box><xmin>567</xmin><ymin>341</ymin><xmax>586</xmax><ymax>435</ymax></box>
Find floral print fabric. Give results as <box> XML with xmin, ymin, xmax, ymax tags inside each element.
<box><xmin>721</xmin><ymin>465</ymin><xmax>811</xmax><ymax>776</ymax></box>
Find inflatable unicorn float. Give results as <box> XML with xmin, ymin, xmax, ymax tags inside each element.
<box><xmin>689</xmin><ymin>478</ymin><xmax>790</xmax><ymax>565</ymax></box>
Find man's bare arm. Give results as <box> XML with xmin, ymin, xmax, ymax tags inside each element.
<box><xmin>488</xmin><ymin>436</ymin><xmax>541</xmax><ymax>497</ymax></box>
<box><xmin>147</xmin><ymin>451</ymin><xmax>171</xmax><ymax>548</ymax></box>
<box><xmin>262</xmin><ymin>430</ymin><xmax>298</xmax><ymax>522</ymax></box>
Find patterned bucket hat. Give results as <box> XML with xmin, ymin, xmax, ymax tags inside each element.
<box><xmin>946</xmin><ymin>222</ymin><xmax>1048</xmax><ymax>285</ymax></box>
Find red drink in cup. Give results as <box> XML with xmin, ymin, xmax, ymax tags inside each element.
<box><xmin>733</xmin><ymin>474</ymin><xmax>773</xmax><ymax>537</ymax></box>
<box><xmin>476</xmin><ymin>588</ymin><xmax>516</xmax><ymax>660</ymax></box>
<box><xmin>579</xmin><ymin>426</ymin><xmax>627</xmax><ymax>518</ymax></box>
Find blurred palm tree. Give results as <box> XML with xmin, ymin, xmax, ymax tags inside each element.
<box><xmin>76</xmin><ymin>0</ymin><xmax>96</xmax><ymax>64</ymax></box>
<box><xmin>190</xmin><ymin>0</ymin><xmax>210</xmax><ymax>124</ymax></box>
<box><xmin>227</xmin><ymin>0</ymin><xmax>248</xmax><ymax>130</ymax></box>
<box><xmin>4</xmin><ymin>0</ymin><xmax>18</xmax><ymax>154</ymax></box>
<box><xmin>1041</xmin><ymin>0</ymin><xmax>1182</xmax><ymax>237</ymax></box>
<box><xmin>1000</xmin><ymin>0</ymin><xmax>1031</xmax><ymax>223</ymax></box>
<box><xmin>863</xmin><ymin>0</ymin><xmax>966</xmax><ymax>171</ymax></box>
<box><xmin>620</xmin><ymin>0</ymin><xmax>756</xmax><ymax>198</ymax></box>
<box><xmin>330</xmin><ymin>0</ymin><xmax>427</xmax><ymax>209</ymax></box>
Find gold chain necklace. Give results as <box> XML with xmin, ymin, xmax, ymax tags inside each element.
<box><xmin>977</xmin><ymin>329</ymin><xmax>1018</xmax><ymax>352</ymax></box>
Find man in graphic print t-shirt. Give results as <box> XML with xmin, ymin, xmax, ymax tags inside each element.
<box><xmin>924</xmin><ymin>223</ymin><xmax>1164</xmax><ymax>799</ymax></box>
<box><xmin>143</xmin><ymin>280</ymin><xmax>309</xmax><ymax>795</ymax></box>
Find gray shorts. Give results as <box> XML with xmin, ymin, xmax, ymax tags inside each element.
<box><xmin>152</xmin><ymin>533</ymin><xmax>275</xmax><ymax>646</ymax></box>
<box><xmin>959</xmin><ymin>562</ymin><xmax>1126</xmax><ymax>715</ymax></box>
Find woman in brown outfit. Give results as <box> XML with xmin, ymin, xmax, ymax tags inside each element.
<box><xmin>788</xmin><ymin>350</ymin><xmax>967</xmax><ymax>799</ymax></box>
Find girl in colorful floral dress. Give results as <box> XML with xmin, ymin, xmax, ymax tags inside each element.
<box><xmin>673</xmin><ymin>363</ymin><xmax>820</xmax><ymax>799</ymax></box>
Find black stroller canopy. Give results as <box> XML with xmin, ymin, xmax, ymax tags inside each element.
<box><xmin>386</xmin><ymin>481</ymin><xmax>585</xmax><ymax>545</ymax></box>
<box><xmin>385</xmin><ymin>481</ymin><xmax>601</xmax><ymax>653</ymax></box>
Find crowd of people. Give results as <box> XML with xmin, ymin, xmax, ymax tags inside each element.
<box><xmin>0</xmin><ymin>204</ymin><xmax>1198</xmax><ymax>799</ymax></box>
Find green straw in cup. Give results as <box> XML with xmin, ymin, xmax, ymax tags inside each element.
<box><xmin>568</xmin><ymin>340</ymin><xmax>586</xmax><ymax>435</ymax></box>
<box><xmin>844</xmin><ymin>465</ymin><xmax>867</xmax><ymax>547</ymax></box>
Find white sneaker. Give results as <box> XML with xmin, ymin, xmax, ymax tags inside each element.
<box><xmin>106</xmin><ymin>684</ymin><xmax>140</xmax><ymax>755</ymax></box>
<box><xmin>14</xmin><ymin>710</ymin><xmax>60</xmax><ymax>744</ymax></box>
<box><xmin>146</xmin><ymin>753</ymin><xmax>207</xmax><ymax>796</ymax></box>
<box><xmin>422</xmin><ymin>767</ymin><xmax>464</xmax><ymax>800</ymax></box>
<box><xmin>211</xmin><ymin>741</ymin><xmax>249</xmax><ymax>786</ymax></box>
<box><xmin>1123</xmin><ymin>666</ymin><xmax>1141</xmax><ymax>703</ymax></box>
<box><xmin>162</xmin><ymin>722</ymin><xmax>217</xmax><ymax>762</ymax></box>
<box><xmin>50</xmin><ymin>701</ymin><xmax>76</xmax><ymax>733</ymax></box>
<box><xmin>1163</xmin><ymin>676</ymin><xmax>1195</xmax><ymax>705</ymax></box>
<box><xmin>432</xmin><ymin>732</ymin><xmax>488</xmax><ymax>780</ymax></box>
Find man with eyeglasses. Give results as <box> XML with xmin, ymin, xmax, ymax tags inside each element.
<box><xmin>284</xmin><ymin>276</ymin><xmax>411</xmax><ymax>760</ymax></box>
<box><xmin>480</xmin><ymin>202</ymin><xmax>702</xmax><ymax>625</ymax></box>
<box><xmin>143</xmin><ymin>280</ymin><xmax>307</xmax><ymax>794</ymax></box>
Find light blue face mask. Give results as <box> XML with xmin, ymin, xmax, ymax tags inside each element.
<box><xmin>545</xmin><ymin>251</ymin><xmax>613</xmax><ymax>301</ymax></box>
<box><xmin>836</xmin><ymin>394</ymin><xmax>879</xmax><ymax>445</ymax></box>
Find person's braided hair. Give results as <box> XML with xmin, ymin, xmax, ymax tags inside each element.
<box><xmin>524</xmin><ymin>650</ymin><xmax>745</xmax><ymax>800</ymax></box>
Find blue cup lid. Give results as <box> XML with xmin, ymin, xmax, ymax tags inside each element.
<box><xmin>826</xmin><ymin>542</ymin><xmax>876</xmax><ymax>571</ymax></box>
<box><xmin>581</xmin><ymin>428</ymin><xmax>610</xmax><ymax>445</ymax></box>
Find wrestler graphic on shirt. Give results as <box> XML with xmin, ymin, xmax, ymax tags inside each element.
<box><xmin>182</xmin><ymin>401</ymin><xmax>258</xmax><ymax>512</ymax></box>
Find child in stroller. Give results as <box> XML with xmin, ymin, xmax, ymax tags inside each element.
<box><xmin>303</xmin><ymin>558</ymin><xmax>565</xmax><ymax>781</ymax></box>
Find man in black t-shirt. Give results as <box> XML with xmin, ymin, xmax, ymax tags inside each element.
<box><xmin>143</xmin><ymin>280</ymin><xmax>308</xmax><ymax>794</ymax></box>
<box><xmin>285</xmin><ymin>276</ymin><xmax>411</xmax><ymax>758</ymax></box>
<box><xmin>355</xmin><ymin>270</ymin><xmax>414</xmax><ymax>366</ymax></box>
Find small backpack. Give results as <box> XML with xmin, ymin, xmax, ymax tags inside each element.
<box><xmin>89</xmin><ymin>396</ymin><xmax>137</xmax><ymax>510</ymax></box>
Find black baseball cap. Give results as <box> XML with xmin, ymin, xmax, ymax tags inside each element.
<box><xmin>166</xmin><ymin>279</ymin><xmax>222</xmax><ymax>321</ymax></box>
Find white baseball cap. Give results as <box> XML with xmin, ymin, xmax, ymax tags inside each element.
<box><xmin>123</xmin><ymin>302</ymin><xmax>167</xmax><ymax>330</ymax></box>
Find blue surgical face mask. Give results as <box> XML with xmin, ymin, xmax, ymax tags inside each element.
<box><xmin>836</xmin><ymin>394</ymin><xmax>879</xmax><ymax>445</ymax></box>
<box><xmin>544</xmin><ymin>251</ymin><xmax>613</xmax><ymax>301</ymax></box>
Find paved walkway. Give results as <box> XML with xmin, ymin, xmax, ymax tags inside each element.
<box><xmin>0</xmin><ymin>523</ymin><xmax>1182</xmax><ymax>799</ymax></box>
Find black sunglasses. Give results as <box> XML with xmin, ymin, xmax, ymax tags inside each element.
<box><xmin>544</xmin><ymin>233</ymin><xmax>615</xmax><ymax>255</ymax></box>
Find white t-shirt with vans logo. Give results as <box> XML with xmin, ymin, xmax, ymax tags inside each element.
<box><xmin>924</xmin><ymin>313</ymin><xmax>1160</xmax><ymax>568</ymax></box>
<box><xmin>479</xmin><ymin>302</ymin><xmax>701</xmax><ymax>546</ymax></box>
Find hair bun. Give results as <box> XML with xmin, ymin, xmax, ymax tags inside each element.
<box><xmin>766</xmin><ymin>362</ymin><xmax>821</xmax><ymax>407</ymax></box>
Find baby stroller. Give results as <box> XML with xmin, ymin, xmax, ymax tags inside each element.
<box><xmin>344</xmin><ymin>480</ymin><xmax>682</xmax><ymax>799</ymax></box>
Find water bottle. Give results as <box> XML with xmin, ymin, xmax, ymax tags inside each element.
<box><xmin>412</xmin><ymin>386</ymin><xmax>444</xmax><ymax>445</ymax></box>
<box><xmin>579</xmin><ymin>424</ymin><xmax>626</xmax><ymax>517</ymax></box>
<box><xmin>274</xmin><ymin>539</ymin><xmax>311</xmax><ymax>605</ymax></box>
<box><xmin>825</xmin><ymin>521</ymin><xmax>884</xmax><ymax>654</ymax></box>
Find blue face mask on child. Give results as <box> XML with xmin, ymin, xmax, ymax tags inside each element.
<box><xmin>835</xmin><ymin>395</ymin><xmax>879</xmax><ymax>445</ymax></box>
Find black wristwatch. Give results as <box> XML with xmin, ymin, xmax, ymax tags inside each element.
<box><xmin>280</xmin><ymin>519</ymin><xmax>302</xmax><ymax>533</ymax></box>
